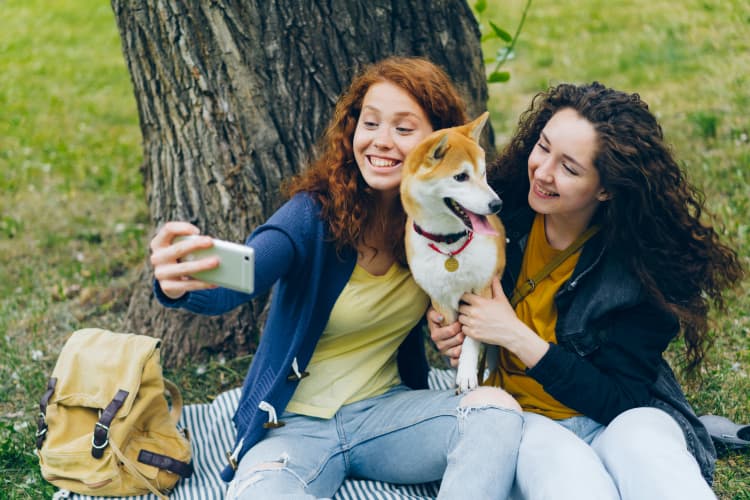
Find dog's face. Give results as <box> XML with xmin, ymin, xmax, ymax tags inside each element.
<box><xmin>401</xmin><ymin>112</ymin><xmax>502</xmax><ymax>235</ymax></box>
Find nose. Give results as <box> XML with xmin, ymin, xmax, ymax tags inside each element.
<box><xmin>489</xmin><ymin>198</ymin><xmax>503</xmax><ymax>214</ymax></box>
<box><xmin>534</xmin><ymin>156</ymin><xmax>555</xmax><ymax>181</ymax></box>
<box><xmin>373</xmin><ymin>128</ymin><xmax>393</xmax><ymax>150</ymax></box>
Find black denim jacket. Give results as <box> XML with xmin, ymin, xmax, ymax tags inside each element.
<box><xmin>501</xmin><ymin>206</ymin><xmax>716</xmax><ymax>484</ymax></box>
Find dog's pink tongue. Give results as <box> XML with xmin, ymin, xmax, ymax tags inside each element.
<box><xmin>467</xmin><ymin>211</ymin><xmax>498</xmax><ymax>236</ymax></box>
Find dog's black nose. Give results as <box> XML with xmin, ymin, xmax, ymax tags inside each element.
<box><xmin>489</xmin><ymin>198</ymin><xmax>503</xmax><ymax>214</ymax></box>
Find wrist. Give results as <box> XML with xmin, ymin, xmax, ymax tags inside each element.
<box><xmin>507</xmin><ymin>320</ymin><xmax>549</xmax><ymax>369</ymax></box>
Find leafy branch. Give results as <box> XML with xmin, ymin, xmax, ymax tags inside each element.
<box><xmin>474</xmin><ymin>0</ymin><xmax>533</xmax><ymax>83</ymax></box>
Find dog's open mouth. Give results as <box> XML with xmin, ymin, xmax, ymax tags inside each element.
<box><xmin>444</xmin><ymin>198</ymin><xmax>498</xmax><ymax>236</ymax></box>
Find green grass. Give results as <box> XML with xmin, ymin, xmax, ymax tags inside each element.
<box><xmin>1</xmin><ymin>0</ymin><xmax>748</xmax><ymax>498</ymax></box>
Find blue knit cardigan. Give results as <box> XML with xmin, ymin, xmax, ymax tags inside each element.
<box><xmin>155</xmin><ymin>193</ymin><xmax>430</xmax><ymax>481</ymax></box>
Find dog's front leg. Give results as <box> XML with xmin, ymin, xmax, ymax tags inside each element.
<box><xmin>456</xmin><ymin>336</ymin><xmax>481</xmax><ymax>393</ymax></box>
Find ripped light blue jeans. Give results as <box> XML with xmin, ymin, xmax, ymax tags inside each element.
<box><xmin>226</xmin><ymin>385</ymin><xmax>523</xmax><ymax>499</ymax></box>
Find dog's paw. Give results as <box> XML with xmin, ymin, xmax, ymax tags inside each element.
<box><xmin>455</xmin><ymin>365</ymin><xmax>479</xmax><ymax>394</ymax></box>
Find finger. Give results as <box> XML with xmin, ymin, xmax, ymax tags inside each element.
<box><xmin>151</xmin><ymin>221</ymin><xmax>201</xmax><ymax>250</ymax></box>
<box><xmin>460</xmin><ymin>291</ymin><xmax>480</xmax><ymax>305</ymax></box>
<box><xmin>457</xmin><ymin>302</ymin><xmax>471</xmax><ymax>316</ymax></box>
<box><xmin>159</xmin><ymin>278</ymin><xmax>218</xmax><ymax>297</ymax></box>
<box><xmin>449</xmin><ymin>350</ymin><xmax>460</xmax><ymax>367</ymax></box>
<box><xmin>431</xmin><ymin>321</ymin><xmax>461</xmax><ymax>344</ymax></box>
<box><xmin>151</xmin><ymin>235</ymin><xmax>214</xmax><ymax>267</ymax></box>
<box><xmin>427</xmin><ymin>308</ymin><xmax>444</xmax><ymax>325</ymax></box>
<box><xmin>457</xmin><ymin>313</ymin><xmax>469</xmax><ymax>327</ymax></box>
<box><xmin>153</xmin><ymin>258</ymin><xmax>219</xmax><ymax>282</ymax></box>
<box><xmin>435</xmin><ymin>331</ymin><xmax>465</xmax><ymax>352</ymax></box>
<box><xmin>435</xmin><ymin>333</ymin><xmax>464</xmax><ymax>355</ymax></box>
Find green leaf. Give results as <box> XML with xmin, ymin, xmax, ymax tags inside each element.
<box><xmin>489</xmin><ymin>21</ymin><xmax>513</xmax><ymax>43</ymax></box>
<box><xmin>481</xmin><ymin>32</ymin><xmax>497</xmax><ymax>42</ymax></box>
<box><xmin>475</xmin><ymin>0</ymin><xmax>487</xmax><ymax>14</ymax></box>
<box><xmin>488</xmin><ymin>71</ymin><xmax>511</xmax><ymax>83</ymax></box>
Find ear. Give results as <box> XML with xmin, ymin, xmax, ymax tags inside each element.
<box><xmin>428</xmin><ymin>133</ymin><xmax>449</xmax><ymax>162</ymax></box>
<box><xmin>467</xmin><ymin>111</ymin><xmax>490</xmax><ymax>142</ymax></box>
<box><xmin>597</xmin><ymin>189</ymin><xmax>612</xmax><ymax>201</ymax></box>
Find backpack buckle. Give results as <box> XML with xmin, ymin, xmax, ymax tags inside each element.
<box><xmin>92</xmin><ymin>422</ymin><xmax>110</xmax><ymax>451</ymax></box>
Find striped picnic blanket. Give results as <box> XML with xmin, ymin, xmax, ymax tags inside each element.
<box><xmin>63</xmin><ymin>369</ymin><xmax>457</xmax><ymax>500</ymax></box>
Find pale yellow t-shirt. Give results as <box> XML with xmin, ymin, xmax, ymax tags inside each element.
<box><xmin>286</xmin><ymin>262</ymin><xmax>430</xmax><ymax>419</ymax></box>
<box><xmin>497</xmin><ymin>213</ymin><xmax>582</xmax><ymax>419</ymax></box>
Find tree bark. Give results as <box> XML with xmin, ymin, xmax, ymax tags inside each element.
<box><xmin>112</xmin><ymin>0</ymin><xmax>492</xmax><ymax>366</ymax></box>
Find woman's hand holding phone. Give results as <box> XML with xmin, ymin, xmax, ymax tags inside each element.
<box><xmin>149</xmin><ymin>221</ymin><xmax>220</xmax><ymax>300</ymax></box>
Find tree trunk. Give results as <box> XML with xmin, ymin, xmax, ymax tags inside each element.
<box><xmin>112</xmin><ymin>0</ymin><xmax>492</xmax><ymax>367</ymax></box>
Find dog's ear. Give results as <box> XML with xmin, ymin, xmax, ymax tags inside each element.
<box><xmin>466</xmin><ymin>111</ymin><xmax>490</xmax><ymax>142</ymax></box>
<box><xmin>428</xmin><ymin>133</ymin><xmax>449</xmax><ymax>163</ymax></box>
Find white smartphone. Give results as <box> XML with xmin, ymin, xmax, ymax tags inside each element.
<box><xmin>174</xmin><ymin>235</ymin><xmax>255</xmax><ymax>294</ymax></box>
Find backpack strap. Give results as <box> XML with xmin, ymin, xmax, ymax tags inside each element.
<box><xmin>138</xmin><ymin>450</ymin><xmax>194</xmax><ymax>478</ymax></box>
<box><xmin>91</xmin><ymin>389</ymin><xmax>129</xmax><ymax>458</ymax></box>
<box><xmin>36</xmin><ymin>377</ymin><xmax>57</xmax><ymax>449</ymax></box>
<box><xmin>110</xmin><ymin>440</ymin><xmax>169</xmax><ymax>500</ymax></box>
<box><xmin>163</xmin><ymin>379</ymin><xmax>183</xmax><ymax>427</ymax></box>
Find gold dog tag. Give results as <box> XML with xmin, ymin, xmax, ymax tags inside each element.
<box><xmin>444</xmin><ymin>256</ymin><xmax>459</xmax><ymax>272</ymax></box>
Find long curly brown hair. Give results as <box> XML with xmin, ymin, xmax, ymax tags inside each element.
<box><xmin>490</xmin><ymin>82</ymin><xmax>745</xmax><ymax>372</ymax></box>
<box><xmin>285</xmin><ymin>56</ymin><xmax>468</xmax><ymax>263</ymax></box>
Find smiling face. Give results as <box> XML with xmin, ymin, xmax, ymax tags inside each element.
<box><xmin>527</xmin><ymin>108</ymin><xmax>610</xmax><ymax>232</ymax></box>
<box><xmin>353</xmin><ymin>81</ymin><xmax>434</xmax><ymax>199</ymax></box>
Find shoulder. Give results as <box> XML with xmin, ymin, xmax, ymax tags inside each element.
<box><xmin>245</xmin><ymin>193</ymin><xmax>327</xmax><ymax>259</ymax></box>
<box><xmin>261</xmin><ymin>193</ymin><xmax>324</xmax><ymax>235</ymax></box>
<box><xmin>270</xmin><ymin>193</ymin><xmax>321</xmax><ymax>222</ymax></box>
<box><xmin>577</xmin><ymin>235</ymin><xmax>641</xmax><ymax>299</ymax></box>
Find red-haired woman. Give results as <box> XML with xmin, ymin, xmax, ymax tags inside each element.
<box><xmin>150</xmin><ymin>56</ymin><xmax>523</xmax><ymax>499</ymax></box>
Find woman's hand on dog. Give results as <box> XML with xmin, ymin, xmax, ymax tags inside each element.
<box><xmin>427</xmin><ymin>308</ymin><xmax>464</xmax><ymax>367</ymax></box>
<box><xmin>458</xmin><ymin>277</ymin><xmax>550</xmax><ymax>369</ymax></box>
<box><xmin>150</xmin><ymin>221</ymin><xmax>219</xmax><ymax>300</ymax></box>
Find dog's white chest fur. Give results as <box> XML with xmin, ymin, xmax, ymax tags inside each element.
<box><xmin>408</xmin><ymin>230</ymin><xmax>500</xmax><ymax>393</ymax></box>
<box><xmin>409</xmin><ymin>233</ymin><xmax>497</xmax><ymax>312</ymax></box>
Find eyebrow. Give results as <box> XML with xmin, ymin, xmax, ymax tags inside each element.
<box><xmin>540</xmin><ymin>131</ymin><xmax>587</xmax><ymax>170</ymax></box>
<box><xmin>362</xmin><ymin>105</ymin><xmax>421</xmax><ymax>119</ymax></box>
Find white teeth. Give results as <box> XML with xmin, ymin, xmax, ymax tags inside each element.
<box><xmin>370</xmin><ymin>157</ymin><xmax>398</xmax><ymax>168</ymax></box>
<box><xmin>536</xmin><ymin>184</ymin><xmax>557</xmax><ymax>196</ymax></box>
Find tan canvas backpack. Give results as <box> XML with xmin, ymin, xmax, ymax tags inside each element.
<box><xmin>36</xmin><ymin>328</ymin><xmax>193</xmax><ymax>499</ymax></box>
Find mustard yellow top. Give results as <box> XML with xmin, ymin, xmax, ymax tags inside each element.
<box><xmin>286</xmin><ymin>262</ymin><xmax>429</xmax><ymax>419</ymax></box>
<box><xmin>495</xmin><ymin>213</ymin><xmax>582</xmax><ymax>419</ymax></box>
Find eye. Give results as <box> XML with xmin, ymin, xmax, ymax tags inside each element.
<box><xmin>453</xmin><ymin>172</ymin><xmax>469</xmax><ymax>182</ymax></box>
<box><xmin>364</xmin><ymin>121</ymin><xmax>378</xmax><ymax>129</ymax></box>
<box><xmin>537</xmin><ymin>142</ymin><xmax>550</xmax><ymax>152</ymax></box>
<box><xmin>562</xmin><ymin>163</ymin><xmax>579</xmax><ymax>176</ymax></box>
<box><xmin>396</xmin><ymin>127</ymin><xmax>414</xmax><ymax>134</ymax></box>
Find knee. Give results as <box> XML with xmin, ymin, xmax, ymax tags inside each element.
<box><xmin>227</xmin><ymin>456</ymin><xmax>302</xmax><ymax>499</ymax></box>
<box><xmin>597</xmin><ymin>408</ymin><xmax>686</xmax><ymax>461</ymax></box>
<box><xmin>459</xmin><ymin>386</ymin><xmax>522</xmax><ymax>413</ymax></box>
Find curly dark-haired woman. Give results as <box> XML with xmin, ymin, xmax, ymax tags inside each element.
<box><xmin>430</xmin><ymin>82</ymin><xmax>744</xmax><ymax>499</ymax></box>
<box><xmin>150</xmin><ymin>56</ymin><xmax>523</xmax><ymax>499</ymax></box>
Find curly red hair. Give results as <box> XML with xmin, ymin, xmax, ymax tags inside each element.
<box><xmin>284</xmin><ymin>56</ymin><xmax>468</xmax><ymax>263</ymax></box>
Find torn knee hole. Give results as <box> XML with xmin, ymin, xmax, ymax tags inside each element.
<box><xmin>253</xmin><ymin>461</ymin><xmax>284</xmax><ymax>470</ymax></box>
<box><xmin>248</xmin><ymin>453</ymin><xmax>290</xmax><ymax>472</ymax></box>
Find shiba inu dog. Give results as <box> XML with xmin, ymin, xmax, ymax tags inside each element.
<box><xmin>401</xmin><ymin>112</ymin><xmax>506</xmax><ymax>393</ymax></box>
